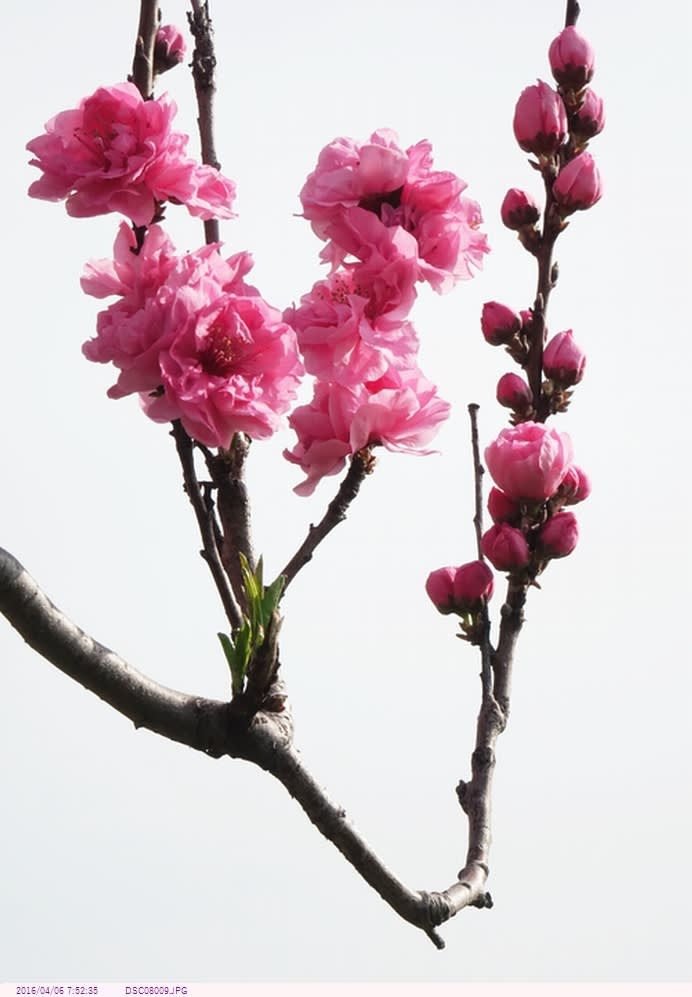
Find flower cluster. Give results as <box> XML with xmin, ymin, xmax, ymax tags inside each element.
<box><xmin>28</xmin><ymin>60</ymin><xmax>302</xmax><ymax>450</ymax></box>
<box><xmin>83</xmin><ymin>223</ymin><xmax>302</xmax><ymax>448</ymax></box>
<box><xmin>427</xmin><ymin>21</ymin><xmax>601</xmax><ymax>619</ymax></box>
<box><xmin>27</xmin><ymin>82</ymin><xmax>235</xmax><ymax>227</ymax></box>
<box><xmin>285</xmin><ymin>130</ymin><xmax>489</xmax><ymax>495</ymax></box>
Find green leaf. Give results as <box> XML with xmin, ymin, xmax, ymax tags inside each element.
<box><xmin>261</xmin><ymin>574</ymin><xmax>285</xmax><ymax>628</ymax></box>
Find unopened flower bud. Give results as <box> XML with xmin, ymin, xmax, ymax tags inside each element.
<box><xmin>549</xmin><ymin>26</ymin><xmax>595</xmax><ymax>90</ymax></box>
<box><xmin>501</xmin><ymin>188</ymin><xmax>540</xmax><ymax>230</ymax></box>
<box><xmin>543</xmin><ymin>329</ymin><xmax>586</xmax><ymax>386</ymax></box>
<box><xmin>572</xmin><ymin>89</ymin><xmax>605</xmax><ymax>141</ymax></box>
<box><xmin>496</xmin><ymin>373</ymin><xmax>533</xmax><ymax>411</ymax></box>
<box><xmin>481</xmin><ymin>301</ymin><xmax>521</xmax><ymax>346</ymax></box>
<box><xmin>513</xmin><ymin>80</ymin><xmax>568</xmax><ymax>157</ymax></box>
<box><xmin>452</xmin><ymin>561</ymin><xmax>495</xmax><ymax>609</ymax></box>
<box><xmin>488</xmin><ymin>487</ymin><xmax>521</xmax><ymax>524</ymax></box>
<box><xmin>537</xmin><ymin>511</ymin><xmax>579</xmax><ymax>558</ymax></box>
<box><xmin>554</xmin><ymin>152</ymin><xmax>602</xmax><ymax>213</ymax></box>
<box><xmin>154</xmin><ymin>24</ymin><xmax>187</xmax><ymax>75</ymax></box>
<box><xmin>425</xmin><ymin>566</ymin><xmax>458</xmax><ymax>614</ymax></box>
<box><xmin>560</xmin><ymin>465</ymin><xmax>592</xmax><ymax>505</ymax></box>
<box><xmin>481</xmin><ymin>524</ymin><xmax>530</xmax><ymax>572</ymax></box>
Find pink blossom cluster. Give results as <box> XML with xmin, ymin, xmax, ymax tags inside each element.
<box><xmin>511</xmin><ymin>26</ymin><xmax>604</xmax><ymax>221</ymax></box>
<box><xmin>83</xmin><ymin>223</ymin><xmax>303</xmax><ymax>447</ymax></box>
<box><xmin>479</xmin><ymin>422</ymin><xmax>589</xmax><ymax>572</ymax></box>
<box><xmin>285</xmin><ymin>130</ymin><xmax>488</xmax><ymax>495</ymax></box>
<box><xmin>27</xmin><ymin>82</ymin><xmax>235</xmax><ymax>226</ymax></box>
<box><xmin>427</xmin><ymin>23</ymin><xmax>601</xmax><ymax>610</ymax></box>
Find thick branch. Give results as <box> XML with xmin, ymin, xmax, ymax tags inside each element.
<box><xmin>278</xmin><ymin>449</ymin><xmax>376</xmax><ymax>591</ymax></box>
<box><xmin>203</xmin><ymin>435</ymin><xmax>256</xmax><ymax>612</ymax></box>
<box><xmin>131</xmin><ymin>0</ymin><xmax>159</xmax><ymax>99</ymax></box>
<box><xmin>0</xmin><ymin>547</ymin><xmax>451</xmax><ymax>947</ymax></box>
<box><xmin>188</xmin><ymin>0</ymin><xmax>221</xmax><ymax>245</ymax></box>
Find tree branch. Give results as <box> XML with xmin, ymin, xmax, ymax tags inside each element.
<box><xmin>188</xmin><ymin>0</ymin><xmax>221</xmax><ymax>245</ymax></box>
<box><xmin>131</xmin><ymin>0</ymin><xmax>159</xmax><ymax>99</ymax></box>
<box><xmin>278</xmin><ymin>448</ymin><xmax>376</xmax><ymax>591</ymax></box>
<box><xmin>0</xmin><ymin>546</ymin><xmax>462</xmax><ymax>948</ymax></box>
<box><xmin>565</xmin><ymin>0</ymin><xmax>581</xmax><ymax>28</ymax></box>
<box><xmin>171</xmin><ymin>420</ymin><xmax>242</xmax><ymax>631</ymax></box>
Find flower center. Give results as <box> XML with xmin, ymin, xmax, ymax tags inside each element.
<box><xmin>358</xmin><ymin>186</ymin><xmax>403</xmax><ymax>219</ymax></box>
<box><xmin>200</xmin><ymin>322</ymin><xmax>236</xmax><ymax>377</ymax></box>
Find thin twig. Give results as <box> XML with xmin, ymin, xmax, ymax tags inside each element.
<box><xmin>131</xmin><ymin>0</ymin><xmax>159</xmax><ymax>99</ymax></box>
<box><xmin>171</xmin><ymin>421</ymin><xmax>242</xmax><ymax>631</ymax></box>
<box><xmin>278</xmin><ymin>449</ymin><xmax>376</xmax><ymax>591</ymax></box>
<box><xmin>188</xmin><ymin>0</ymin><xmax>221</xmax><ymax>245</ymax></box>
<box><xmin>565</xmin><ymin>0</ymin><xmax>581</xmax><ymax>28</ymax></box>
<box><xmin>467</xmin><ymin>403</ymin><xmax>485</xmax><ymax>560</ymax></box>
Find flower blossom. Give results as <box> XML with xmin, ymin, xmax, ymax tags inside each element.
<box><xmin>286</xmin><ymin>226</ymin><xmax>420</xmax><ymax>385</ymax></box>
<box><xmin>83</xmin><ymin>224</ymin><xmax>302</xmax><ymax>447</ymax></box>
<box><xmin>27</xmin><ymin>82</ymin><xmax>236</xmax><ymax>226</ymax></box>
<box><xmin>284</xmin><ymin>365</ymin><xmax>450</xmax><ymax>495</ymax></box>
<box><xmin>299</xmin><ymin>129</ymin><xmax>489</xmax><ymax>293</ymax></box>
<box><xmin>485</xmin><ymin>421</ymin><xmax>573</xmax><ymax>502</ymax></box>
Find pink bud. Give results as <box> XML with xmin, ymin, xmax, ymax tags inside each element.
<box><xmin>549</xmin><ymin>27</ymin><xmax>595</xmax><ymax>90</ymax></box>
<box><xmin>554</xmin><ymin>152</ymin><xmax>602</xmax><ymax>213</ymax></box>
<box><xmin>560</xmin><ymin>465</ymin><xmax>592</xmax><ymax>505</ymax></box>
<box><xmin>485</xmin><ymin>421</ymin><xmax>573</xmax><ymax>502</ymax></box>
<box><xmin>481</xmin><ymin>524</ymin><xmax>530</xmax><ymax>572</ymax></box>
<box><xmin>481</xmin><ymin>301</ymin><xmax>521</xmax><ymax>346</ymax></box>
<box><xmin>572</xmin><ymin>89</ymin><xmax>606</xmax><ymax>141</ymax></box>
<box><xmin>426</xmin><ymin>561</ymin><xmax>494</xmax><ymax>614</ymax></box>
<box><xmin>543</xmin><ymin>330</ymin><xmax>586</xmax><ymax>386</ymax></box>
<box><xmin>513</xmin><ymin>80</ymin><xmax>568</xmax><ymax>156</ymax></box>
<box><xmin>452</xmin><ymin>561</ymin><xmax>495</xmax><ymax>609</ymax></box>
<box><xmin>488</xmin><ymin>487</ymin><xmax>521</xmax><ymax>524</ymax></box>
<box><xmin>496</xmin><ymin>373</ymin><xmax>532</xmax><ymax>411</ymax></box>
<box><xmin>537</xmin><ymin>511</ymin><xmax>579</xmax><ymax>558</ymax></box>
<box><xmin>154</xmin><ymin>24</ymin><xmax>187</xmax><ymax>74</ymax></box>
<box><xmin>501</xmin><ymin>188</ymin><xmax>540</xmax><ymax>230</ymax></box>
<box><xmin>425</xmin><ymin>566</ymin><xmax>458</xmax><ymax>614</ymax></box>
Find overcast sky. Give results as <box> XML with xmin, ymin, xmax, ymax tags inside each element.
<box><xmin>2</xmin><ymin>0</ymin><xmax>690</xmax><ymax>984</ymax></box>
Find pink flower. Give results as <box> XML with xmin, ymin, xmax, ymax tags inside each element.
<box><xmin>426</xmin><ymin>561</ymin><xmax>494</xmax><ymax>615</ymax></box>
<box><xmin>27</xmin><ymin>83</ymin><xmax>236</xmax><ymax>226</ymax></box>
<box><xmin>485</xmin><ymin>421</ymin><xmax>573</xmax><ymax>502</ymax></box>
<box><xmin>513</xmin><ymin>80</ymin><xmax>568</xmax><ymax>156</ymax></box>
<box><xmin>560</xmin><ymin>465</ymin><xmax>592</xmax><ymax>505</ymax></box>
<box><xmin>572</xmin><ymin>89</ymin><xmax>606</xmax><ymax>141</ymax></box>
<box><xmin>496</xmin><ymin>373</ymin><xmax>532</xmax><ymax>411</ymax></box>
<box><xmin>553</xmin><ymin>152</ymin><xmax>602</xmax><ymax>213</ymax></box>
<box><xmin>537</xmin><ymin>511</ymin><xmax>579</xmax><ymax>558</ymax></box>
<box><xmin>143</xmin><ymin>291</ymin><xmax>303</xmax><ymax>447</ymax></box>
<box><xmin>300</xmin><ymin>129</ymin><xmax>489</xmax><ymax>293</ymax></box>
<box><xmin>487</xmin><ymin>487</ymin><xmax>520</xmax><ymax>525</ymax></box>
<box><xmin>286</xmin><ymin>229</ymin><xmax>420</xmax><ymax>385</ymax></box>
<box><xmin>543</xmin><ymin>329</ymin><xmax>586</xmax><ymax>387</ymax></box>
<box><xmin>549</xmin><ymin>26</ymin><xmax>595</xmax><ymax>90</ymax></box>
<box><xmin>501</xmin><ymin>188</ymin><xmax>540</xmax><ymax>230</ymax></box>
<box><xmin>481</xmin><ymin>524</ymin><xmax>530</xmax><ymax>572</ymax></box>
<box><xmin>285</xmin><ymin>364</ymin><xmax>449</xmax><ymax>495</ymax></box>
<box><xmin>481</xmin><ymin>301</ymin><xmax>521</xmax><ymax>346</ymax></box>
<box><xmin>154</xmin><ymin>24</ymin><xmax>187</xmax><ymax>73</ymax></box>
<box><xmin>82</xmin><ymin>225</ymin><xmax>302</xmax><ymax>447</ymax></box>
<box><xmin>82</xmin><ymin>224</ymin><xmax>253</xmax><ymax>398</ymax></box>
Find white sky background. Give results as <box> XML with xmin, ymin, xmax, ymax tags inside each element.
<box><xmin>1</xmin><ymin>0</ymin><xmax>690</xmax><ymax>983</ymax></box>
